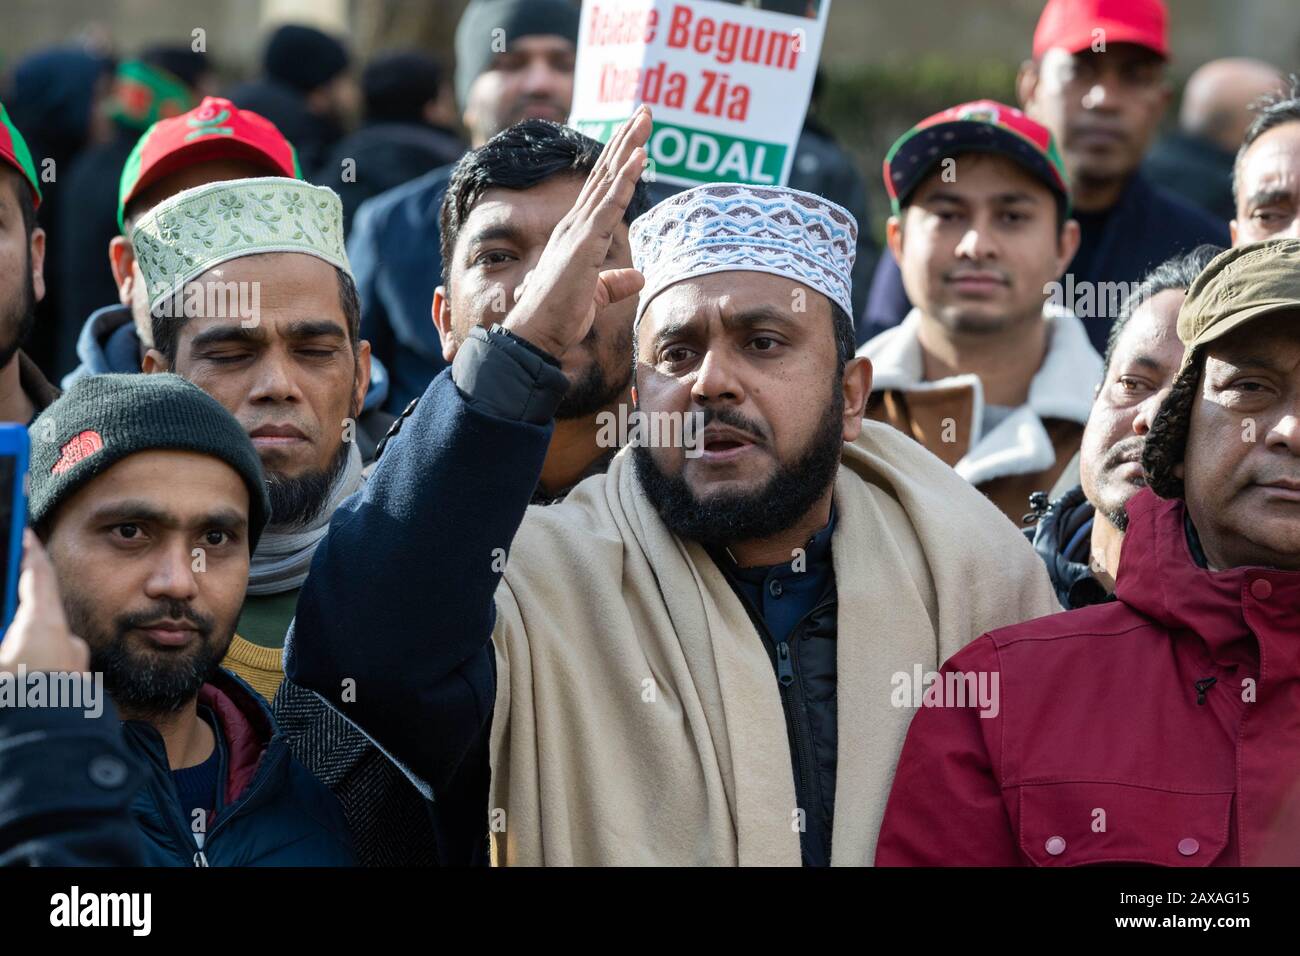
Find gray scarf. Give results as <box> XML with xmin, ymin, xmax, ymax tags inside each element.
<box><xmin>247</xmin><ymin>442</ymin><xmax>364</xmax><ymax>596</ymax></box>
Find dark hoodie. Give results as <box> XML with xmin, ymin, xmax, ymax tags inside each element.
<box><xmin>1024</xmin><ymin>485</ymin><xmax>1112</xmax><ymax>610</ymax></box>
<box><xmin>121</xmin><ymin>668</ymin><xmax>354</xmax><ymax>866</ymax></box>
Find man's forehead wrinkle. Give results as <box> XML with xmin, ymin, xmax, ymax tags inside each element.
<box><xmin>1126</xmin><ymin>354</ymin><xmax>1165</xmax><ymax>373</ymax></box>
<box><xmin>646</xmin><ymin>288</ymin><xmax>719</xmax><ymax>339</ymax></box>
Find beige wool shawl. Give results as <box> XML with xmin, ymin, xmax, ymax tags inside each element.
<box><xmin>488</xmin><ymin>421</ymin><xmax>1060</xmax><ymax>865</ymax></box>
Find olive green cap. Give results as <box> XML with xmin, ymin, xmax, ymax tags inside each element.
<box><xmin>1177</xmin><ymin>238</ymin><xmax>1300</xmax><ymax>368</ymax></box>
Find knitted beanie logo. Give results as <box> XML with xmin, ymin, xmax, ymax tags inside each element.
<box><xmin>52</xmin><ymin>431</ymin><xmax>104</xmax><ymax>476</ymax></box>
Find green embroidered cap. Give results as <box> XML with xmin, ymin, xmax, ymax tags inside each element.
<box><xmin>130</xmin><ymin>176</ymin><xmax>350</xmax><ymax>313</ymax></box>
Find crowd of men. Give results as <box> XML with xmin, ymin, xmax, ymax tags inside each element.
<box><xmin>0</xmin><ymin>0</ymin><xmax>1298</xmax><ymax>868</ymax></box>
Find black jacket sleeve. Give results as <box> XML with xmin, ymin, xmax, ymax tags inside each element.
<box><xmin>285</xmin><ymin>325</ymin><xmax>566</xmax><ymax>800</ymax></box>
<box><xmin>0</xmin><ymin>692</ymin><xmax>144</xmax><ymax>866</ymax></box>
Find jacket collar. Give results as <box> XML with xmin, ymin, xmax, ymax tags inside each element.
<box><xmin>199</xmin><ymin>668</ymin><xmax>277</xmax><ymax>807</ymax></box>
<box><xmin>861</xmin><ymin>304</ymin><xmax>1101</xmax><ymax>486</ymax></box>
<box><xmin>123</xmin><ymin>667</ymin><xmax>281</xmax><ymax>810</ymax></box>
<box><xmin>1116</xmin><ymin>489</ymin><xmax>1300</xmax><ymax>671</ymax></box>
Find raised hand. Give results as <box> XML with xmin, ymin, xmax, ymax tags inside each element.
<box><xmin>503</xmin><ymin>106</ymin><xmax>652</xmax><ymax>360</ymax></box>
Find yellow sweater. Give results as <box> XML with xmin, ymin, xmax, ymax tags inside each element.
<box><xmin>221</xmin><ymin>589</ymin><xmax>300</xmax><ymax>704</ymax></box>
<box><xmin>222</xmin><ymin>636</ymin><xmax>284</xmax><ymax>703</ymax></box>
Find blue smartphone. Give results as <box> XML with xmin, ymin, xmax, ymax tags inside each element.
<box><xmin>0</xmin><ymin>424</ymin><xmax>29</xmax><ymax>633</ymax></box>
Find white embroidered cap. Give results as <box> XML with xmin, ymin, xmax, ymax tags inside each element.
<box><xmin>629</xmin><ymin>183</ymin><xmax>858</xmax><ymax>321</ymax></box>
<box><xmin>130</xmin><ymin>176</ymin><xmax>351</xmax><ymax>314</ymax></box>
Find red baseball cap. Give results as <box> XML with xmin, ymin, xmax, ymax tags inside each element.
<box><xmin>1033</xmin><ymin>0</ymin><xmax>1168</xmax><ymax>60</ymax></box>
<box><xmin>883</xmin><ymin>100</ymin><xmax>1072</xmax><ymax>216</ymax></box>
<box><xmin>117</xmin><ymin>96</ymin><xmax>300</xmax><ymax>230</ymax></box>
<box><xmin>0</xmin><ymin>100</ymin><xmax>41</xmax><ymax>209</ymax></box>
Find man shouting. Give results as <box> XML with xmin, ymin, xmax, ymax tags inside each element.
<box><xmin>287</xmin><ymin>108</ymin><xmax>1059</xmax><ymax>865</ymax></box>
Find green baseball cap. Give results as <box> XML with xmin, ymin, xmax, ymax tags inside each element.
<box><xmin>0</xmin><ymin>99</ymin><xmax>42</xmax><ymax>209</ymax></box>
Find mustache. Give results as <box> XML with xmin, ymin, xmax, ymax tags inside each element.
<box><xmin>243</xmin><ymin>416</ymin><xmax>317</xmax><ymax>441</ymax></box>
<box><xmin>698</xmin><ymin>406</ymin><xmax>771</xmax><ymax>445</ymax></box>
<box><xmin>117</xmin><ymin>599</ymin><xmax>214</xmax><ymax>639</ymax></box>
<box><xmin>1069</xmin><ymin>123</ymin><xmax>1130</xmax><ymax>142</ymax></box>
<box><xmin>1103</xmin><ymin>436</ymin><xmax>1147</xmax><ymax>473</ymax></box>
<box><xmin>943</xmin><ymin>267</ymin><xmax>1012</xmax><ymax>284</ymax></box>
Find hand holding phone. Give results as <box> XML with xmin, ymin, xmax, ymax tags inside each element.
<box><xmin>0</xmin><ymin>422</ymin><xmax>27</xmax><ymax>631</ymax></box>
<box><xmin>0</xmin><ymin>530</ymin><xmax>87</xmax><ymax>673</ymax></box>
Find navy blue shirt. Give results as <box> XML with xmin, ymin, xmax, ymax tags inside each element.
<box><xmin>715</xmin><ymin>509</ymin><xmax>836</xmax><ymax>645</ymax></box>
<box><xmin>169</xmin><ymin>709</ymin><xmax>221</xmax><ymax>845</ymax></box>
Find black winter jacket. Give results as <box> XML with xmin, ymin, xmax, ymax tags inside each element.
<box><xmin>1025</xmin><ymin>485</ymin><xmax>1113</xmax><ymax>611</ymax></box>
<box><xmin>0</xmin><ymin>695</ymin><xmax>144</xmax><ymax>866</ymax></box>
<box><xmin>123</xmin><ymin>668</ymin><xmax>355</xmax><ymax>866</ymax></box>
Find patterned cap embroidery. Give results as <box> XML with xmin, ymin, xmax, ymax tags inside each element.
<box><xmin>630</xmin><ymin>184</ymin><xmax>857</xmax><ymax>321</ymax></box>
<box><xmin>52</xmin><ymin>430</ymin><xmax>105</xmax><ymax>475</ymax></box>
<box><xmin>130</xmin><ymin>176</ymin><xmax>350</xmax><ymax>314</ymax></box>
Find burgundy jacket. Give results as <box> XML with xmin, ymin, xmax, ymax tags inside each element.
<box><xmin>876</xmin><ymin>489</ymin><xmax>1300</xmax><ymax>866</ymax></box>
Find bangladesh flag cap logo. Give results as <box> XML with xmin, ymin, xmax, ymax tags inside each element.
<box><xmin>117</xmin><ymin>96</ymin><xmax>301</xmax><ymax>231</ymax></box>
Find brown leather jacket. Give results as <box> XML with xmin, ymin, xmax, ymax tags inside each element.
<box><xmin>865</xmin><ymin>384</ymin><xmax>1084</xmax><ymax>524</ymax></box>
<box><xmin>859</xmin><ymin>308</ymin><xmax>1099</xmax><ymax>527</ymax></box>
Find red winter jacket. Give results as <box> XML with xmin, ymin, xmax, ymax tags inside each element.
<box><xmin>875</xmin><ymin>488</ymin><xmax>1300</xmax><ymax>866</ymax></box>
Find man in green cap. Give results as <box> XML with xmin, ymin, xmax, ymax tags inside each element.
<box><xmin>28</xmin><ymin>373</ymin><xmax>354</xmax><ymax>865</ymax></box>
<box><xmin>0</xmin><ymin>100</ymin><xmax>58</xmax><ymax>423</ymax></box>
<box><xmin>878</xmin><ymin>237</ymin><xmax>1300</xmax><ymax>866</ymax></box>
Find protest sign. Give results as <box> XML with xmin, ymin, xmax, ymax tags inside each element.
<box><xmin>569</xmin><ymin>0</ymin><xmax>831</xmax><ymax>188</ymax></box>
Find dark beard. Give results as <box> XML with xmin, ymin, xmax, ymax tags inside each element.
<box><xmin>556</xmin><ymin>322</ymin><xmax>632</xmax><ymax>421</ymax></box>
<box><xmin>1105</xmin><ymin>505</ymin><xmax>1130</xmax><ymax>532</ymax></box>
<box><xmin>0</xmin><ymin>247</ymin><xmax>36</xmax><ymax>369</ymax></box>
<box><xmin>69</xmin><ymin>596</ymin><xmax>231</xmax><ymax>720</ymax></box>
<box><xmin>557</xmin><ymin>357</ymin><xmax>631</xmax><ymax>420</ymax></box>
<box><xmin>632</xmin><ymin>391</ymin><xmax>845</xmax><ymax>547</ymax></box>
<box><xmin>265</xmin><ymin>432</ymin><xmax>351</xmax><ymax>529</ymax></box>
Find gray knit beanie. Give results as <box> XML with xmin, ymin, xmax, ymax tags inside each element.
<box><xmin>454</xmin><ymin>0</ymin><xmax>579</xmax><ymax>107</ymax></box>
<box><xmin>29</xmin><ymin>374</ymin><xmax>270</xmax><ymax>552</ymax></box>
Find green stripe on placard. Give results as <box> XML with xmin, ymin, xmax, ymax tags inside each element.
<box><xmin>575</xmin><ymin>117</ymin><xmax>787</xmax><ymax>186</ymax></box>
